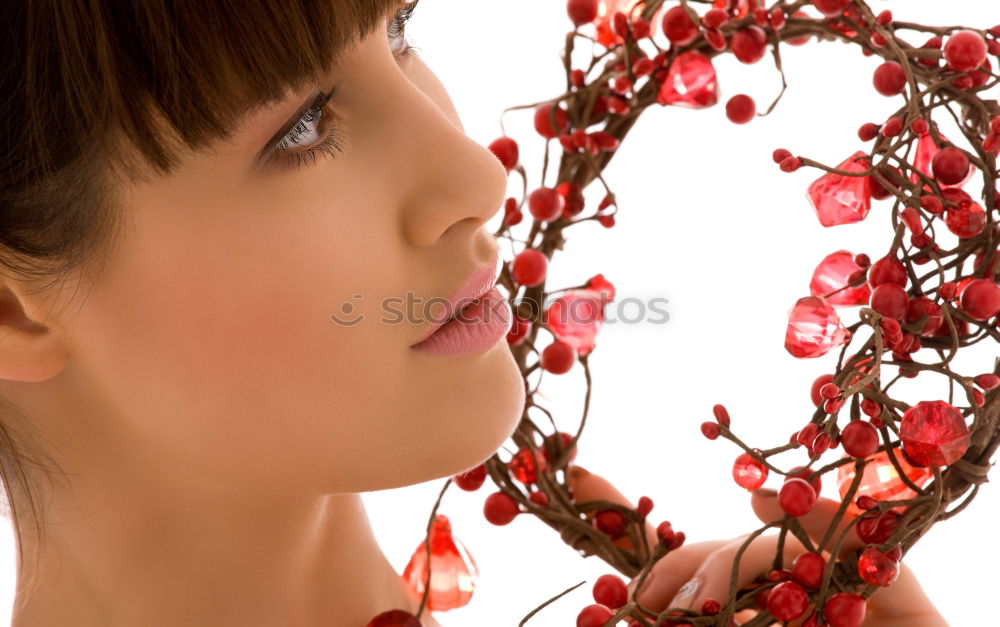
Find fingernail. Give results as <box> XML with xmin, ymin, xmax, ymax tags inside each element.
<box><xmin>667</xmin><ymin>577</ymin><xmax>701</xmax><ymax>609</ymax></box>
<box><xmin>753</xmin><ymin>487</ymin><xmax>777</xmax><ymax>497</ymax></box>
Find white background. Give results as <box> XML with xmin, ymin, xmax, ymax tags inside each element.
<box><xmin>1</xmin><ymin>1</ymin><xmax>998</xmax><ymax>625</ymax></box>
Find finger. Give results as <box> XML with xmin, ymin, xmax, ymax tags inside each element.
<box><xmin>566</xmin><ymin>465</ymin><xmax>658</xmax><ymax>550</ymax></box>
<box><xmin>751</xmin><ymin>488</ymin><xmax>864</xmax><ymax>558</ymax></box>
<box><xmin>629</xmin><ymin>539</ymin><xmax>731</xmax><ymax>612</ymax></box>
<box><xmin>668</xmin><ymin>531</ymin><xmax>811</xmax><ymax>617</ymax></box>
<box><xmin>865</xmin><ymin>561</ymin><xmax>947</xmax><ymax>624</ymax></box>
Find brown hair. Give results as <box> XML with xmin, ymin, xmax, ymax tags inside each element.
<box><xmin>1</xmin><ymin>0</ymin><xmax>400</xmax><ymax>582</ymax></box>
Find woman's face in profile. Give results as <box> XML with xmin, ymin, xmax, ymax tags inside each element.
<box><xmin>28</xmin><ymin>9</ymin><xmax>525</xmax><ymax>496</ymax></box>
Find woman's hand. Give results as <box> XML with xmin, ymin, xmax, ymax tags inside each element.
<box><xmin>567</xmin><ymin>466</ymin><xmax>949</xmax><ymax>626</ymax></box>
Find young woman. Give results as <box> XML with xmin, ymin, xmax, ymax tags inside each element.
<box><xmin>0</xmin><ymin>1</ymin><xmax>947</xmax><ymax>625</ymax></box>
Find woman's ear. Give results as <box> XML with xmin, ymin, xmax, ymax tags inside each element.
<box><xmin>0</xmin><ymin>281</ymin><xmax>71</xmax><ymax>382</ymax></box>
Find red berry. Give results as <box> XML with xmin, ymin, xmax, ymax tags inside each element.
<box><xmin>366</xmin><ymin>610</ymin><xmax>422</xmax><ymax>627</ymax></box>
<box><xmin>592</xmin><ymin>574</ymin><xmax>628</xmax><ymax>609</ymax></box>
<box><xmin>856</xmin><ymin>495</ymin><xmax>878</xmax><ymax>510</ymax></box>
<box><xmin>726</xmin><ymin>94</ymin><xmax>756</xmax><ymax>124</ymax></box>
<box><xmin>785</xmin><ymin>466</ymin><xmax>822</xmax><ymax>494</ymax></box>
<box><xmin>703</xmin><ymin>9</ymin><xmax>727</xmax><ymax>29</ymax></box>
<box><xmin>779</xmin><ymin>155</ymin><xmax>802</xmax><ymax>172</ymax></box>
<box><xmin>506</xmin><ymin>314</ymin><xmax>531</xmax><ymax>345</ymax></box>
<box><xmin>528</xmin><ymin>187</ymin><xmax>565</xmax><ymax>221</ymax></box>
<box><xmin>868</xmin><ymin>256</ymin><xmax>907</xmax><ymax>288</ymax></box>
<box><xmin>858</xmin><ymin>545</ymin><xmax>900</xmax><ymax>586</ymax></box>
<box><xmin>813</xmin><ymin>0</ymin><xmax>851</xmax><ymax>18</ymax></box>
<box><xmin>841</xmin><ymin>420</ymin><xmax>880</xmax><ymax>458</ymax></box>
<box><xmin>636</xmin><ymin>496</ymin><xmax>654</xmax><ymax>520</ymax></box>
<box><xmin>577</xmin><ymin>604</ymin><xmax>614</xmax><ymax>627</ymax></box>
<box><xmin>542</xmin><ymin>431</ymin><xmax>578</xmax><ymax>464</ymax></box>
<box><xmin>944</xmin><ymin>30</ymin><xmax>988</xmax><ymax>72</ymax></box>
<box><xmin>567</xmin><ymin>0</ymin><xmax>599</xmax><ymax>27</ymax></box>
<box><xmin>873</xmin><ymin>62</ymin><xmax>906</xmax><ymax>96</ymax></box>
<box><xmin>593</xmin><ymin>508</ymin><xmax>627</xmax><ymax>538</ymax></box>
<box><xmin>870</xmin><ymin>283</ymin><xmax>909</xmax><ymax>320</ymax></box>
<box><xmin>767</xmin><ymin>581</ymin><xmax>809</xmax><ymax>621</ymax></box>
<box><xmin>712</xmin><ymin>403</ymin><xmax>731</xmax><ymax>426</ymax></box>
<box><xmin>856</xmin><ymin>509</ymin><xmax>900</xmax><ymax>544</ymax></box>
<box><xmin>824</xmin><ymin>592</ymin><xmax>867</xmax><ymax>627</ymax></box>
<box><xmin>819</xmin><ymin>382</ymin><xmax>841</xmax><ymax>400</ymax></box>
<box><xmin>541</xmin><ymin>340</ymin><xmax>576</xmax><ymax>374</ymax></box>
<box><xmin>810</xmin><ymin>373</ymin><xmax>835</xmax><ymax>406</ymax></box>
<box><xmin>528</xmin><ymin>490</ymin><xmax>549</xmax><ymax>506</ymax></box>
<box><xmin>483</xmin><ymin>491</ymin><xmax>520</xmax><ymax>525</ymax></box>
<box><xmin>975</xmin><ymin>374</ymin><xmax>1000</xmax><ymax>390</ymax></box>
<box><xmin>661</xmin><ymin>5</ymin><xmax>700</xmax><ymax>46</ymax></box>
<box><xmin>454</xmin><ymin>464</ymin><xmax>488</xmax><ymax>491</ymax></box>
<box><xmin>778</xmin><ymin>478</ymin><xmax>817</xmax><ymax>517</ymax></box>
<box><xmin>773</xmin><ymin>147</ymin><xmax>793</xmax><ymax>163</ymax></box>
<box><xmin>960</xmin><ymin>279</ymin><xmax>1000</xmax><ymax>320</ymax></box>
<box><xmin>656</xmin><ymin>521</ymin><xmax>675</xmax><ymax>546</ymax></box>
<box><xmin>701</xmin><ymin>421</ymin><xmax>721</xmax><ymax>440</ymax></box>
<box><xmin>512</xmin><ymin>249</ymin><xmax>548</xmax><ymax>286</ymax></box>
<box><xmin>701</xmin><ymin>598</ymin><xmax>721</xmax><ymax>615</ymax></box>
<box><xmin>508</xmin><ymin>447</ymin><xmax>546</xmax><ymax>484</ymax></box>
<box><xmin>858</xmin><ymin>122</ymin><xmax>880</xmax><ymax>141</ymax></box>
<box><xmin>533</xmin><ymin>103</ymin><xmax>570</xmax><ymax>139</ymax></box>
<box><xmin>488</xmin><ymin>137</ymin><xmax>519</xmax><ymax>172</ymax></box>
<box><xmin>931</xmin><ymin>146</ymin><xmax>970</xmax><ymax>186</ymax></box>
<box><xmin>791</xmin><ymin>552</ymin><xmax>827</xmax><ymax>589</ymax></box>
<box><xmin>732</xmin><ymin>26</ymin><xmax>768</xmax><ymax>64</ymax></box>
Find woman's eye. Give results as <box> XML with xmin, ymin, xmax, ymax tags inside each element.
<box><xmin>266</xmin><ymin>1</ymin><xmax>421</xmax><ymax>171</ymax></box>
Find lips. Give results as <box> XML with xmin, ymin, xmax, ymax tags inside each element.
<box><xmin>411</xmin><ymin>249</ymin><xmax>502</xmax><ymax>346</ymax></box>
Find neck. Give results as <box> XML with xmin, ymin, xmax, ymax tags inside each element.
<box><xmin>12</xmin><ymin>463</ymin><xmax>443</xmax><ymax>627</ymax></box>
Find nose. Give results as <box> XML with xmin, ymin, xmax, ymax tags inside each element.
<box><xmin>385</xmin><ymin>65</ymin><xmax>510</xmax><ymax>247</ymax></box>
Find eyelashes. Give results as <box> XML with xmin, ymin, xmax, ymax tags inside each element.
<box><xmin>269</xmin><ymin>2</ymin><xmax>421</xmax><ymax>172</ymax></box>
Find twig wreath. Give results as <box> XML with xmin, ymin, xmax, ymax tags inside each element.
<box><xmin>367</xmin><ymin>1</ymin><xmax>1000</xmax><ymax>626</ymax></box>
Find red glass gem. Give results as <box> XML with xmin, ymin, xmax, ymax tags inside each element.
<box><xmin>838</xmin><ymin>450</ymin><xmax>933</xmax><ymax>517</ymax></box>
<box><xmin>806</xmin><ymin>151</ymin><xmax>873</xmax><ymax>226</ymax></box>
<box><xmin>732</xmin><ymin>451</ymin><xmax>768</xmax><ymax>490</ymax></box>
<box><xmin>858</xmin><ymin>545</ymin><xmax>900</xmax><ymax>587</ymax></box>
<box><xmin>402</xmin><ymin>515</ymin><xmax>479</xmax><ymax>611</ymax></box>
<box><xmin>544</xmin><ymin>289</ymin><xmax>607</xmax><ymax>356</ymax></box>
<box><xmin>810</xmin><ymin>250</ymin><xmax>872</xmax><ymax>305</ymax></box>
<box><xmin>899</xmin><ymin>400</ymin><xmax>971</xmax><ymax>467</ymax></box>
<box><xmin>657</xmin><ymin>50</ymin><xmax>720</xmax><ymax>109</ymax></box>
<box><xmin>508</xmin><ymin>447</ymin><xmax>547</xmax><ymax>484</ymax></box>
<box><xmin>367</xmin><ymin>610</ymin><xmax>423</xmax><ymax>627</ymax></box>
<box><xmin>910</xmin><ymin>131</ymin><xmax>976</xmax><ymax>189</ymax></box>
<box><xmin>942</xmin><ymin>188</ymin><xmax>986</xmax><ymax>238</ymax></box>
<box><xmin>785</xmin><ymin>296</ymin><xmax>851</xmax><ymax>358</ymax></box>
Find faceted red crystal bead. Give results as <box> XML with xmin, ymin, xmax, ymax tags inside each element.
<box><xmin>508</xmin><ymin>447</ymin><xmax>547</xmax><ymax>484</ymax></box>
<box><xmin>942</xmin><ymin>188</ymin><xmax>986</xmax><ymax>238</ymax></box>
<box><xmin>858</xmin><ymin>545</ymin><xmax>900</xmax><ymax>587</ymax></box>
<box><xmin>899</xmin><ymin>400</ymin><xmax>971</xmax><ymax>467</ymax></box>
<box><xmin>810</xmin><ymin>250</ymin><xmax>872</xmax><ymax>305</ymax></box>
<box><xmin>784</xmin><ymin>296</ymin><xmax>851</xmax><ymax>358</ymax></box>
<box><xmin>838</xmin><ymin>449</ymin><xmax>932</xmax><ymax>517</ymax></box>
<box><xmin>544</xmin><ymin>289</ymin><xmax>607</xmax><ymax>356</ymax></box>
<box><xmin>910</xmin><ymin>131</ymin><xmax>976</xmax><ymax>189</ymax></box>
<box><xmin>657</xmin><ymin>50</ymin><xmax>720</xmax><ymax>109</ymax></box>
<box><xmin>366</xmin><ymin>610</ymin><xmax>423</xmax><ymax>627</ymax></box>
<box><xmin>732</xmin><ymin>452</ymin><xmax>769</xmax><ymax>490</ymax></box>
<box><xmin>806</xmin><ymin>151</ymin><xmax>873</xmax><ymax>227</ymax></box>
<box><xmin>402</xmin><ymin>515</ymin><xmax>479</xmax><ymax>611</ymax></box>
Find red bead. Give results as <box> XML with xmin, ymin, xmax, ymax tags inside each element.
<box><xmin>731</xmin><ymin>25</ymin><xmax>768</xmax><ymax>64</ymax></box>
<box><xmin>910</xmin><ymin>131</ymin><xmax>976</xmax><ymax>188</ymax></box>
<box><xmin>792</xmin><ymin>552</ymin><xmax>827</xmax><ymax>589</ymax></box>
<box><xmin>767</xmin><ymin>581</ymin><xmax>809</xmax><ymax>621</ymax></box>
<box><xmin>366</xmin><ymin>610</ymin><xmax>422</xmax><ymax>627</ymax></box>
<box><xmin>542</xmin><ymin>431</ymin><xmax>578</xmax><ymax>464</ymax></box>
<box><xmin>858</xmin><ymin>122</ymin><xmax>880</xmax><ymax>141</ymax></box>
<box><xmin>780</xmin><ymin>155</ymin><xmax>802</xmax><ymax>172</ymax></box>
<box><xmin>528</xmin><ymin>187</ymin><xmax>564</xmax><ymax>221</ymax></box>
<box><xmin>858</xmin><ymin>545</ymin><xmax>900</xmax><ymax>586</ymax></box>
<box><xmin>870</xmin><ymin>165</ymin><xmax>903</xmax><ymax>199</ymax></box>
<box><xmin>593</xmin><ymin>508</ymin><xmax>627</xmax><ymax>538</ymax></box>
<box><xmin>540</xmin><ymin>340</ymin><xmax>577</xmax><ymax>374</ymax></box>
<box><xmin>488</xmin><ymin>137</ymin><xmax>519</xmax><ymax>173</ymax></box>
<box><xmin>810</xmin><ymin>373</ymin><xmax>835</xmax><ymax>406</ymax></box>
<box><xmin>869</xmin><ymin>283</ymin><xmax>909</xmax><ymax>320</ymax></box>
<box><xmin>779</xmin><ymin>478</ymin><xmax>817</xmax><ymax>517</ymax></box>
<box><xmin>512</xmin><ymin>249</ymin><xmax>548</xmax><ymax>286</ymax></box>
<box><xmin>855</xmin><ymin>509</ymin><xmax>901</xmax><ymax>544</ymax></box>
<box><xmin>807</xmin><ymin>152</ymin><xmax>872</xmax><ymax>226</ymax></box>
<box><xmin>402</xmin><ymin>515</ymin><xmax>479</xmax><ymax>610</ymax></box>
<box><xmin>900</xmin><ymin>400</ymin><xmax>971</xmax><ymax>467</ymax></box>
<box><xmin>703</xmin><ymin>8</ymin><xmax>728</xmax><ymax>28</ymax></box>
<box><xmin>931</xmin><ymin>147</ymin><xmax>971</xmax><ymax>186</ymax></box>
<box><xmin>824</xmin><ymin>593</ymin><xmax>867</xmax><ymax>627</ymax></box>
<box><xmin>483</xmin><ymin>492</ymin><xmax>520</xmax><ymax>525</ymax></box>
<box><xmin>656</xmin><ymin>521</ymin><xmax>675</xmax><ymax>546</ymax></box>
<box><xmin>732</xmin><ymin>452</ymin><xmax>768</xmax><ymax>490</ymax></box>
<box><xmin>592</xmin><ymin>573</ymin><xmax>628</xmax><ymax>609</ymax></box>
<box><xmin>454</xmin><ymin>464</ymin><xmax>488</xmax><ymax>491</ymax></box>
<box><xmin>905</xmin><ymin>296</ymin><xmax>943</xmax><ymax>335</ymax></box>
<box><xmin>819</xmin><ymin>382</ymin><xmax>841</xmax><ymax>399</ymax></box>
<box><xmin>662</xmin><ymin>5</ymin><xmax>700</xmax><ymax>46</ymax></box>
<box><xmin>533</xmin><ymin>103</ymin><xmax>570</xmax><ymax>139</ymax></box>
<box><xmin>544</xmin><ymin>290</ymin><xmax>606</xmax><ymax>356</ymax></box>
<box><xmin>528</xmin><ymin>490</ymin><xmax>549</xmax><ymax>506</ymax></box>
<box><xmin>868</xmin><ymin>255</ymin><xmax>907</xmax><ymax>288</ymax></box>
<box><xmin>944</xmin><ymin>30</ymin><xmax>988</xmax><ymax>72</ymax></box>
<box><xmin>713</xmin><ymin>403</ymin><xmax>732</xmax><ymax>426</ymax></box>
<box><xmin>636</xmin><ymin>496</ymin><xmax>654</xmax><ymax>520</ymax></box>
<box><xmin>658</xmin><ymin>51</ymin><xmax>720</xmax><ymax>109</ymax></box>
<box><xmin>975</xmin><ymin>374</ymin><xmax>1000</xmax><ymax>390</ymax></box>
<box><xmin>960</xmin><ymin>279</ymin><xmax>1000</xmax><ymax>320</ymax></box>
<box><xmin>786</xmin><ymin>466</ymin><xmax>822</xmax><ymax>494</ymax></box>
<box><xmin>784</xmin><ymin>296</ymin><xmax>850</xmax><ymax>358</ymax></box>
<box><xmin>701</xmin><ymin>598</ymin><xmax>722</xmax><ymax>615</ymax></box>
<box><xmin>577</xmin><ymin>604</ymin><xmax>613</xmax><ymax>627</ymax></box>
<box><xmin>872</xmin><ymin>62</ymin><xmax>906</xmax><ymax>96</ymax></box>
<box><xmin>773</xmin><ymin>147</ymin><xmax>792</xmax><ymax>163</ymax></box>
<box><xmin>841</xmin><ymin>421</ymin><xmax>880</xmax><ymax>458</ymax></box>
<box><xmin>725</xmin><ymin>94</ymin><xmax>756</xmax><ymax>124</ymax></box>
<box><xmin>701</xmin><ymin>421</ymin><xmax>721</xmax><ymax>440</ymax></box>
<box><xmin>810</xmin><ymin>250</ymin><xmax>872</xmax><ymax>305</ymax></box>
<box><xmin>506</xmin><ymin>314</ymin><xmax>531</xmax><ymax>346</ymax></box>
<box><xmin>813</xmin><ymin>0</ymin><xmax>851</xmax><ymax>18</ymax></box>
<box><xmin>508</xmin><ymin>447</ymin><xmax>546</xmax><ymax>484</ymax></box>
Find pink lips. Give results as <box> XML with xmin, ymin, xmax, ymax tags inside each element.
<box><xmin>410</xmin><ymin>250</ymin><xmax>503</xmax><ymax>347</ymax></box>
